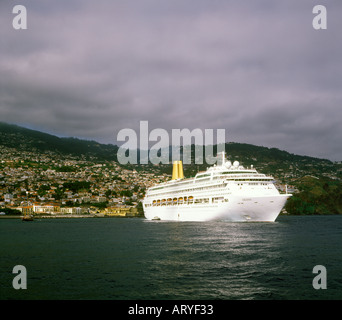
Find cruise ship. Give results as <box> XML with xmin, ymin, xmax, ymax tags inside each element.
<box><xmin>143</xmin><ymin>152</ymin><xmax>292</xmax><ymax>222</ymax></box>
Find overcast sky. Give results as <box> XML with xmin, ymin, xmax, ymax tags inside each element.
<box><xmin>1</xmin><ymin>0</ymin><xmax>341</xmax><ymax>161</ymax></box>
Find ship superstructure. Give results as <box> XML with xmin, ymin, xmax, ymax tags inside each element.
<box><xmin>143</xmin><ymin>152</ymin><xmax>291</xmax><ymax>222</ymax></box>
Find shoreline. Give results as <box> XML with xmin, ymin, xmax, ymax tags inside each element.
<box><xmin>0</xmin><ymin>214</ymin><xmax>145</xmax><ymax>219</ymax></box>
<box><xmin>0</xmin><ymin>213</ymin><xmax>340</xmax><ymax>220</ymax></box>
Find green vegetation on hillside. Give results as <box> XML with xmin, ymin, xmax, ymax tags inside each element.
<box><xmin>0</xmin><ymin>122</ymin><xmax>119</xmax><ymax>161</ymax></box>
<box><xmin>285</xmin><ymin>176</ymin><xmax>342</xmax><ymax>215</ymax></box>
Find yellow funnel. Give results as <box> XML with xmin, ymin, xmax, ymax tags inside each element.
<box><xmin>178</xmin><ymin>160</ymin><xmax>184</xmax><ymax>179</ymax></box>
<box><xmin>172</xmin><ymin>161</ymin><xmax>179</xmax><ymax>180</ymax></box>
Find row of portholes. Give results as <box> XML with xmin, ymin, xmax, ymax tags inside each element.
<box><xmin>149</xmin><ymin>196</ymin><xmax>213</xmax><ymax>207</ymax></box>
<box><xmin>145</xmin><ymin>196</ymin><xmax>229</xmax><ymax>208</ymax></box>
<box><xmin>152</xmin><ymin>196</ymin><xmax>194</xmax><ymax>206</ymax></box>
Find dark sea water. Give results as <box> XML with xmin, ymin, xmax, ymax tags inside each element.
<box><xmin>0</xmin><ymin>215</ymin><xmax>341</xmax><ymax>300</ymax></box>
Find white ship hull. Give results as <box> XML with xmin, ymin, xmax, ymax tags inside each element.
<box><xmin>143</xmin><ymin>152</ymin><xmax>292</xmax><ymax>223</ymax></box>
<box><xmin>144</xmin><ymin>194</ymin><xmax>289</xmax><ymax>222</ymax></box>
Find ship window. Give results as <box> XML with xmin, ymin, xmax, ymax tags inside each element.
<box><xmin>196</xmin><ymin>173</ymin><xmax>211</xmax><ymax>178</ymax></box>
<box><xmin>222</xmin><ymin>171</ymin><xmax>254</xmax><ymax>175</ymax></box>
<box><xmin>195</xmin><ymin>177</ymin><xmax>211</xmax><ymax>182</ymax></box>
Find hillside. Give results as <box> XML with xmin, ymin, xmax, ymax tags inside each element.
<box><xmin>0</xmin><ymin>122</ymin><xmax>119</xmax><ymax>161</ymax></box>
<box><xmin>180</xmin><ymin>143</ymin><xmax>339</xmax><ymax>179</ymax></box>
<box><xmin>285</xmin><ymin>176</ymin><xmax>342</xmax><ymax>215</ymax></box>
<box><xmin>1</xmin><ymin>122</ymin><xmax>341</xmax><ymax>215</ymax></box>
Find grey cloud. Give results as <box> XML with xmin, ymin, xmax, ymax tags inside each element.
<box><xmin>1</xmin><ymin>0</ymin><xmax>341</xmax><ymax>160</ymax></box>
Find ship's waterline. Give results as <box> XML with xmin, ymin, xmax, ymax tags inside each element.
<box><xmin>143</xmin><ymin>152</ymin><xmax>291</xmax><ymax>222</ymax></box>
